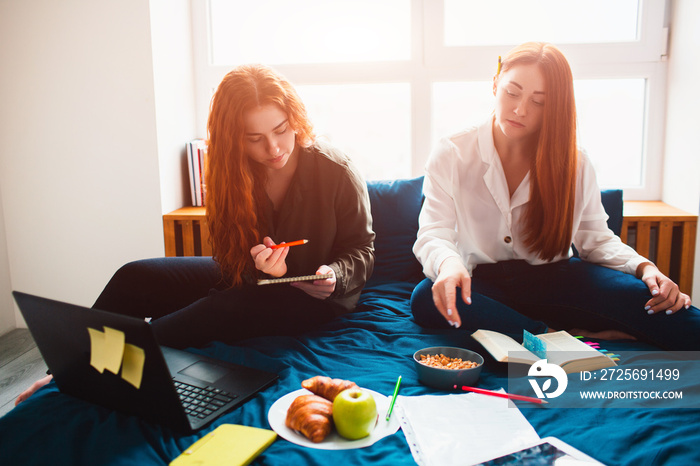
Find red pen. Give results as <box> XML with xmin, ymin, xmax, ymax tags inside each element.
<box><xmin>269</xmin><ymin>239</ymin><xmax>309</xmax><ymax>249</ymax></box>
<box><xmin>454</xmin><ymin>385</ymin><xmax>548</xmax><ymax>404</ymax></box>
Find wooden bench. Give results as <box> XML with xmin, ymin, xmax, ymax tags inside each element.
<box><xmin>621</xmin><ymin>201</ymin><xmax>697</xmax><ymax>293</ymax></box>
<box><xmin>164</xmin><ymin>201</ymin><xmax>698</xmax><ymax>293</ymax></box>
<box><xmin>162</xmin><ymin>206</ymin><xmax>211</xmax><ymax>257</ymax></box>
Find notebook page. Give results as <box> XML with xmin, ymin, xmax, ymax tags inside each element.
<box><xmin>397</xmin><ymin>391</ymin><xmax>540</xmax><ymax>466</ymax></box>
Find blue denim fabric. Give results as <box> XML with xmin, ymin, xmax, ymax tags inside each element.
<box><xmin>411</xmin><ymin>258</ymin><xmax>700</xmax><ymax>350</ymax></box>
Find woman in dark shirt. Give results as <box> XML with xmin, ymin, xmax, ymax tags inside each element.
<box><xmin>16</xmin><ymin>64</ymin><xmax>374</xmax><ymax>404</ymax></box>
<box><xmin>117</xmin><ymin>64</ymin><xmax>374</xmax><ymax>348</ymax></box>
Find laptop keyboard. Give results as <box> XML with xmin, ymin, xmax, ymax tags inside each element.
<box><xmin>174</xmin><ymin>380</ymin><xmax>238</xmax><ymax>419</ymax></box>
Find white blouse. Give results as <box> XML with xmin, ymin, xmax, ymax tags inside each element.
<box><xmin>413</xmin><ymin>118</ymin><xmax>649</xmax><ymax>281</ymax></box>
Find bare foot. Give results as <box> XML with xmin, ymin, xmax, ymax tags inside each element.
<box><xmin>569</xmin><ymin>328</ymin><xmax>637</xmax><ymax>341</ymax></box>
<box><xmin>15</xmin><ymin>374</ymin><xmax>53</xmax><ymax>406</ymax></box>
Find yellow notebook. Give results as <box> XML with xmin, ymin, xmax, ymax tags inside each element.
<box><xmin>170</xmin><ymin>424</ymin><xmax>277</xmax><ymax>466</ymax></box>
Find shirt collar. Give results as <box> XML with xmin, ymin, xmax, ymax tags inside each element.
<box><xmin>478</xmin><ymin>117</ymin><xmax>531</xmax><ymax>211</ymax></box>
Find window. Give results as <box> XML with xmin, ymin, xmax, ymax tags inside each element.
<box><xmin>296</xmin><ymin>83</ymin><xmax>412</xmax><ymax>180</ymax></box>
<box><xmin>192</xmin><ymin>0</ymin><xmax>668</xmax><ymax>198</ymax></box>
<box><xmin>443</xmin><ymin>0</ymin><xmax>640</xmax><ymax>46</ymax></box>
<box><xmin>208</xmin><ymin>0</ymin><xmax>411</xmax><ymax>65</ymax></box>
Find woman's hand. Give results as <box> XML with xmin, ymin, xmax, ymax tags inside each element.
<box><xmin>291</xmin><ymin>265</ymin><xmax>336</xmax><ymax>300</ymax></box>
<box><xmin>15</xmin><ymin>374</ymin><xmax>53</xmax><ymax>406</ymax></box>
<box><xmin>432</xmin><ymin>257</ymin><xmax>472</xmax><ymax>328</ymax></box>
<box><xmin>250</xmin><ymin>237</ymin><xmax>290</xmax><ymax>277</ymax></box>
<box><xmin>637</xmin><ymin>263</ymin><xmax>691</xmax><ymax>314</ymax></box>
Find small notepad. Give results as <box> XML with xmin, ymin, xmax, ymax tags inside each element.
<box><xmin>169</xmin><ymin>424</ymin><xmax>277</xmax><ymax>466</ymax></box>
<box><xmin>257</xmin><ymin>273</ymin><xmax>333</xmax><ymax>285</ymax></box>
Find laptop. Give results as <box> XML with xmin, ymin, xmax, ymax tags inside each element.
<box><xmin>13</xmin><ymin>291</ymin><xmax>279</xmax><ymax>432</ymax></box>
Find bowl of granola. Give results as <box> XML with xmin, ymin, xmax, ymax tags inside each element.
<box><xmin>413</xmin><ymin>346</ymin><xmax>484</xmax><ymax>390</ymax></box>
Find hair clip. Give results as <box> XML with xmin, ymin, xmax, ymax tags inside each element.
<box><xmin>496</xmin><ymin>56</ymin><xmax>502</xmax><ymax>75</ymax></box>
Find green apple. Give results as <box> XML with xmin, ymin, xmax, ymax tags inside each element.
<box><xmin>332</xmin><ymin>388</ymin><xmax>378</xmax><ymax>440</ymax></box>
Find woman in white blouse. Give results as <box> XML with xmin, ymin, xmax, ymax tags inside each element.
<box><xmin>411</xmin><ymin>42</ymin><xmax>698</xmax><ymax>350</ymax></box>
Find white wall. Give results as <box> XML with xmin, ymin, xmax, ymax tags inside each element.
<box><xmin>151</xmin><ymin>0</ymin><xmax>199</xmax><ymax>214</ymax></box>
<box><xmin>663</xmin><ymin>0</ymin><xmax>700</xmax><ymax>298</ymax></box>
<box><xmin>0</xmin><ymin>187</ymin><xmax>13</xmax><ymax>333</ymax></box>
<box><xmin>0</xmin><ymin>0</ymin><xmax>196</xmax><ymax>334</ymax></box>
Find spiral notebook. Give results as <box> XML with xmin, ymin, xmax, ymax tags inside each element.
<box><xmin>257</xmin><ymin>273</ymin><xmax>333</xmax><ymax>285</ymax></box>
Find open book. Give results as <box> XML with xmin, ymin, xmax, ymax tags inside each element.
<box><xmin>471</xmin><ymin>329</ymin><xmax>617</xmax><ymax>374</ymax></box>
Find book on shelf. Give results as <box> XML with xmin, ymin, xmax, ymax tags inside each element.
<box><xmin>186</xmin><ymin>139</ymin><xmax>208</xmax><ymax>207</ymax></box>
<box><xmin>471</xmin><ymin>329</ymin><xmax>617</xmax><ymax>374</ymax></box>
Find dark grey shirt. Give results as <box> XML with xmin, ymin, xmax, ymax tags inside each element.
<box><xmin>261</xmin><ymin>141</ymin><xmax>375</xmax><ymax>314</ymax></box>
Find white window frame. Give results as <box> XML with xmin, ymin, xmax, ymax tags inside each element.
<box><xmin>191</xmin><ymin>0</ymin><xmax>669</xmax><ymax>199</ymax></box>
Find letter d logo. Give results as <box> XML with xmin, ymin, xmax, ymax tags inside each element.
<box><xmin>528</xmin><ymin>359</ymin><xmax>568</xmax><ymax>399</ymax></box>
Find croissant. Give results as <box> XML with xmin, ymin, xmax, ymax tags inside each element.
<box><xmin>285</xmin><ymin>394</ymin><xmax>333</xmax><ymax>443</ymax></box>
<box><xmin>301</xmin><ymin>376</ymin><xmax>359</xmax><ymax>402</ymax></box>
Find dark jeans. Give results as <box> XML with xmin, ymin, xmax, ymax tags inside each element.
<box><xmin>410</xmin><ymin>258</ymin><xmax>700</xmax><ymax>351</ymax></box>
<box><xmin>93</xmin><ymin>257</ymin><xmax>335</xmax><ymax>349</ymax></box>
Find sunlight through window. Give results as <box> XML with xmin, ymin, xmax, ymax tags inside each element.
<box><xmin>196</xmin><ymin>0</ymin><xmax>665</xmax><ymax>197</ymax></box>
<box><xmin>296</xmin><ymin>83</ymin><xmax>412</xmax><ymax>180</ymax></box>
<box><xmin>444</xmin><ymin>0</ymin><xmax>640</xmax><ymax>46</ymax></box>
<box><xmin>209</xmin><ymin>0</ymin><xmax>411</xmax><ymax>65</ymax></box>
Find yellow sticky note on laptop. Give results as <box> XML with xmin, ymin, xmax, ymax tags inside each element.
<box><xmin>88</xmin><ymin>326</ymin><xmax>125</xmax><ymax>374</ymax></box>
<box><xmin>169</xmin><ymin>424</ymin><xmax>277</xmax><ymax>466</ymax></box>
<box><xmin>121</xmin><ymin>343</ymin><xmax>146</xmax><ymax>389</ymax></box>
<box><xmin>87</xmin><ymin>328</ymin><xmax>107</xmax><ymax>373</ymax></box>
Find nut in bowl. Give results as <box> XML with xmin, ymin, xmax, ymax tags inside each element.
<box><xmin>413</xmin><ymin>346</ymin><xmax>484</xmax><ymax>390</ymax></box>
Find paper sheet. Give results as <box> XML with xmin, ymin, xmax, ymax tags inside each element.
<box><xmin>397</xmin><ymin>391</ymin><xmax>541</xmax><ymax>466</ymax></box>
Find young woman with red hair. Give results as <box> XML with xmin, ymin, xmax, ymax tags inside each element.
<box><xmin>15</xmin><ymin>64</ymin><xmax>375</xmax><ymax>405</ymax></box>
<box><xmin>143</xmin><ymin>64</ymin><xmax>374</xmax><ymax>348</ymax></box>
<box><xmin>411</xmin><ymin>42</ymin><xmax>699</xmax><ymax>350</ymax></box>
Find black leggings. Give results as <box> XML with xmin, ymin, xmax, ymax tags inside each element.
<box><xmin>93</xmin><ymin>257</ymin><xmax>336</xmax><ymax>349</ymax></box>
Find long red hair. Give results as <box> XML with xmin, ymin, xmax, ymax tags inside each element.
<box><xmin>206</xmin><ymin>65</ymin><xmax>314</xmax><ymax>286</ymax></box>
<box><xmin>499</xmin><ymin>42</ymin><xmax>579</xmax><ymax>260</ymax></box>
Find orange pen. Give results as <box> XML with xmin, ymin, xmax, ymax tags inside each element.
<box><xmin>269</xmin><ymin>239</ymin><xmax>309</xmax><ymax>249</ymax></box>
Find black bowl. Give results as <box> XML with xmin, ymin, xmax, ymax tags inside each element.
<box><xmin>413</xmin><ymin>346</ymin><xmax>484</xmax><ymax>390</ymax></box>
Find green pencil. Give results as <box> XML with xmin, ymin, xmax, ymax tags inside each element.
<box><xmin>385</xmin><ymin>375</ymin><xmax>402</xmax><ymax>421</ymax></box>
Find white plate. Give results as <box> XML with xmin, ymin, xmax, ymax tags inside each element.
<box><xmin>267</xmin><ymin>388</ymin><xmax>401</xmax><ymax>450</ymax></box>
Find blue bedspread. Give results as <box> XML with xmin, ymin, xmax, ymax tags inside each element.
<box><xmin>1</xmin><ymin>177</ymin><xmax>698</xmax><ymax>465</ymax></box>
<box><xmin>2</xmin><ymin>281</ymin><xmax>698</xmax><ymax>465</ymax></box>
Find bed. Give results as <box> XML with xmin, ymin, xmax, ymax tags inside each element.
<box><xmin>0</xmin><ymin>176</ymin><xmax>698</xmax><ymax>466</ymax></box>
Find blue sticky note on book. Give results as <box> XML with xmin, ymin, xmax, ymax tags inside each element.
<box><xmin>523</xmin><ymin>330</ymin><xmax>547</xmax><ymax>359</ymax></box>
